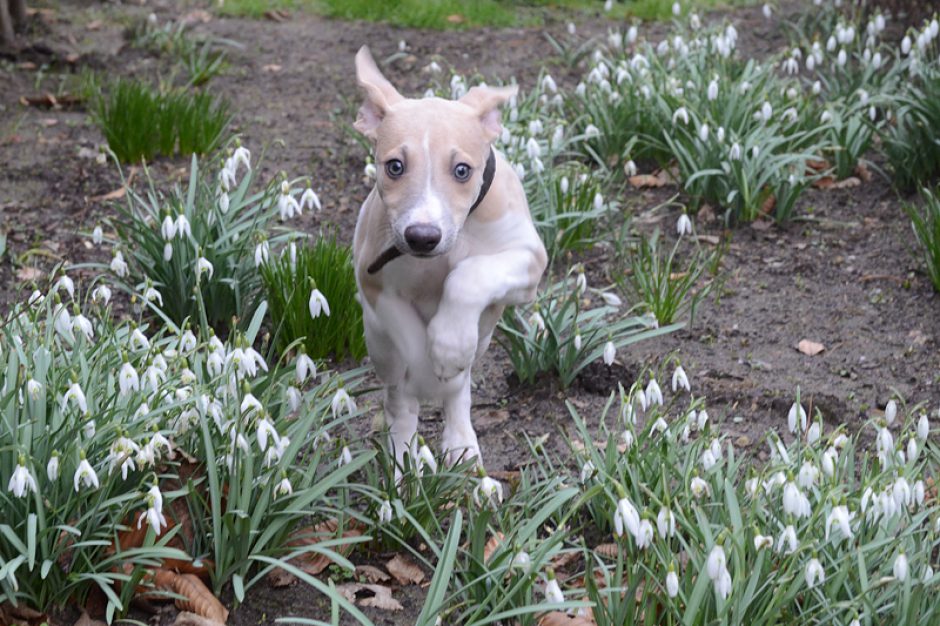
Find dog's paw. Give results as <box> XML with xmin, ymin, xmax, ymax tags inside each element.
<box><xmin>441</xmin><ymin>430</ymin><xmax>482</xmax><ymax>468</ymax></box>
<box><xmin>427</xmin><ymin>315</ymin><xmax>477</xmax><ymax>381</ymax></box>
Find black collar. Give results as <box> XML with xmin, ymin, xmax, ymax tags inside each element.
<box><xmin>367</xmin><ymin>148</ymin><xmax>496</xmax><ymax>275</ymax></box>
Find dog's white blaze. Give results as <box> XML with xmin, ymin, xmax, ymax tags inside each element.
<box><xmin>405</xmin><ymin>130</ymin><xmax>448</xmax><ymax>229</ymax></box>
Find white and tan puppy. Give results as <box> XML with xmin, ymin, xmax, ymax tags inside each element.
<box><xmin>351</xmin><ymin>46</ymin><xmax>547</xmax><ymax>469</ymax></box>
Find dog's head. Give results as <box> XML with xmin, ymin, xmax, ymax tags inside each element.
<box><xmin>354</xmin><ymin>46</ymin><xmax>516</xmax><ymax>258</ymax></box>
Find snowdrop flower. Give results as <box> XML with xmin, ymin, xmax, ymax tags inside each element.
<box><xmin>754</xmin><ymin>533</ymin><xmax>773</xmax><ymax>550</ymax></box>
<box><xmin>55</xmin><ymin>275</ymin><xmax>75</xmax><ymax>299</ymax></box>
<box><xmin>798</xmin><ymin>462</ymin><xmax>819</xmax><ymax>488</ymax></box>
<box><xmin>108</xmin><ymin>434</ymin><xmax>139</xmax><ymax>479</ymax></box>
<box><xmin>8</xmin><ymin>458</ymin><xmax>38</xmax><ymax>498</ymax></box>
<box><xmin>893</xmin><ymin>476</ymin><xmax>912</xmax><ymax>509</ymax></box>
<box><xmin>783</xmin><ymin>56</ymin><xmax>799</xmax><ymax>74</ymax></box>
<box><xmin>580</xmin><ymin>459</ymin><xmax>596</xmax><ymax>483</ymax></box>
<box><xmin>836</xmin><ymin>48</ymin><xmax>847</xmax><ymax>66</ymax></box>
<box><xmin>657</xmin><ymin>506</ymin><xmax>676</xmax><ymax>538</ymax></box>
<box><xmin>695</xmin><ymin>410</ymin><xmax>708</xmax><ymax>432</ymax></box>
<box><xmin>378</xmin><ymin>499</ymin><xmax>394</xmax><ymax>524</ymax></box>
<box><xmin>651</xmin><ymin>417</ymin><xmax>669</xmax><ymax>435</ymax></box>
<box><xmin>777</xmin><ymin>525</ymin><xmax>798</xmax><ymax>554</ymax></box>
<box><xmin>285</xmin><ymin>386</ymin><xmax>303</xmax><ymax>412</ymax></box>
<box><xmin>593</xmin><ymin>192</ymin><xmax>604</xmax><ymax>211</ymax></box>
<box><xmin>672</xmin><ymin>106</ymin><xmax>689</xmax><ymax>125</ymax></box>
<box><xmin>232</xmin><ymin>145</ymin><xmax>251</xmax><ymax>172</ymax></box>
<box><xmin>884</xmin><ymin>400</ymin><xmax>898</xmax><ymax>425</ymax></box>
<box><xmin>666</xmin><ymin>564</ymin><xmax>679</xmax><ymax>597</ymax></box>
<box><xmin>278</xmin><ymin>182</ymin><xmax>301</xmax><ymax>220</ymax></box>
<box><xmin>716</xmin><ymin>126</ymin><xmax>725</xmax><ymax>143</ymax></box>
<box><xmin>254</xmin><ymin>240</ymin><xmax>270</xmax><ymax>267</ymax></box>
<box><xmin>783</xmin><ymin>481</ymin><xmax>812</xmax><ymax>518</ymax></box>
<box><xmin>822</xmin><ymin>447</ymin><xmax>837</xmax><ymax>477</ymax></box>
<box><xmin>603</xmin><ymin>340</ymin><xmax>616</xmax><ymax>366</ymax></box>
<box><xmin>295</xmin><ymin>351</ymin><xmax>317</xmax><ymax>384</ymax></box>
<box><xmin>416</xmin><ymin>439</ymin><xmax>438</xmax><ymax>475</ymax></box>
<box><xmin>918</xmin><ymin>414</ymin><xmax>930</xmax><ymax>441</ymax></box>
<box><xmin>119</xmin><ymin>361</ymin><xmax>140</xmax><ymax>396</ymax></box>
<box><xmin>729</xmin><ymin>142</ymin><xmax>742</xmax><ymax>160</ymax></box>
<box><xmin>62</xmin><ymin>382</ymin><xmax>88</xmax><ymax>414</ymax></box>
<box><xmin>600</xmin><ymin>291</ymin><xmax>622</xmax><ymax>307</ymax></box>
<box><xmin>584</xmin><ymin>124</ymin><xmax>600</xmax><ymax>139</ymax></box>
<box><xmin>788</xmin><ymin>402</ymin><xmax>807</xmax><ymax>434</ymax></box>
<box><xmin>256</xmin><ymin>416</ymin><xmax>280</xmax><ymax>452</ymax></box>
<box><xmin>636</xmin><ymin>519</ymin><xmax>654</xmax><ymax>549</ymax></box>
<box><xmin>331</xmin><ymin>388</ymin><xmax>356</xmax><ymax>417</ymax></box>
<box><xmin>614</xmin><ymin>497</ymin><xmax>641</xmax><ymax>538</ymax></box>
<box><xmin>907</xmin><ymin>436</ymin><xmax>919</xmax><ymax>462</ymax></box>
<box><xmin>706</xmin><ymin>78</ymin><xmax>719</xmax><ymax>101</ymax></box>
<box><xmin>901</xmin><ymin>35</ymin><xmax>912</xmax><ymax>55</ymax></box>
<box><xmin>715</xmin><ymin>568</ymin><xmax>732</xmax><ymax>600</ymax></box>
<box><xmin>706</xmin><ymin>544</ymin><xmax>726</xmax><ymax>581</ymax></box>
<box><xmin>338</xmin><ymin>445</ymin><xmax>353</xmax><ymax>467</ymax></box>
<box><xmin>544</xmin><ymin>571</ymin><xmax>564</xmax><ymax>604</ymax></box>
<box><xmin>194</xmin><ymin>257</ymin><xmax>213</xmax><ymax>281</ymax></box>
<box><xmin>621</xmin><ymin>429</ymin><xmax>635</xmax><ymax>450</ymax></box>
<box><xmin>309</xmin><ymin>288</ymin><xmax>330</xmax><ymax>318</ymax></box>
<box><xmin>627</xmin><ymin>25</ymin><xmax>638</xmax><ymax>43</ymax></box>
<box><xmin>473</xmin><ymin>474</ymin><xmax>504</xmax><ymax>509</ymax></box>
<box><xmin>691</xmin><ymin>476</ymin><xmax>710</xmax><ymax>498</ymax></box>
<box><xmin>364</xmin><ymin>162</ymin><xmax>377</xmax><ymax>179</ymax></box>
<box><xmin>92</xmin><ymin>225</ymin><xmax>104</xmax><ymax>245</ymax></box>
<box><xmin>622</xmin><ymin>160</ymin><xmax>638</xmax><ymax>178</ymax></box>
<box><xmin>274</xmin><ymin>475</ymin><xmax>293</xmax><ymax>499</ymax></box>
<box><xmin>807</xmin><ymin>420</ymin><xmax>821</xmax><ymax>444</ymax></box>
<box><xmin>138</xmin><ymin>485</ymin><xmax>167</xmax><ymax>536</ymax></box>
<box><xmin>161</xmin><ymin>215</ymin><xmax>177</xmax><ymax>241</ymax></box>
<box><xmin>702</xmin><ymin>449</ymin><xmax>717</xmax><ymax>471</ymax></box>
<box><xmin>805</xmin><ymin>557</ymin><xmax>825</xmax><ymax>588</ymax></box>
<box><xmin>760</xmin><ymin>101</ymin><xmax>773</xmax><ymax>122</ymax></box>
<box><xmin>671</xmin><ymin>366</ymin><xmax>690</xmax><ymax>393</ymax></box>
<box><xmin>698</xmin><ymin>123</ymin><xmax>709</xmax><ymax>142</ymax></box>
<box><xmin>26</xmin><ymin>378</ymin><xmax>42</xmax><ymax>401</ymax></box>
<box><xmin>876</xmin><ymin>426</ymin><xmax>894</xmax><ymax>465</ymax></box>
<box><xmin>762</xmin><ymin>3</ymin><xmax>772</xmax><ymax>18</ymax></box>
<box><xmin>826</xmin><ymin>504</ymin><xmax>854</xmax><ymax>542</ymax></box>
<box><xmin>47</xmin><ymin>451</ymin><xmax>59</xmax><ymax>481</ymax></box>
<box><xmin>73</xmin><ymin>453</ymin><xmax>99</xmax><ymax>491</ymax></box>
<box><xmin>110</xmin><ymin>251</ymin><xmax>129</xmax><ymax>277</ymax></box>
<box><xmin>71</xmin><ymin>312</ymin><xmax>94</xmax><ymax>341</ymax></box>
<box><xmin>645</xmin><ymin>378</ymin><xmax>663</xmax><ymax>406</ymax></box>
<box><xmin>300</xmin><ymin>188</ymin><xmax>321</xmax><ymax>212</ymax></box>
<box><xmin>241</xmin><ymin>392</ymin><xmax>264</xmax><ymax>417</ymax></box>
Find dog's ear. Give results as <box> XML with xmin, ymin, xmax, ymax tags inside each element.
<box><xmin>354</xmin><ymin>46</ymin><xmax>403</xmax><ymax>140</ymax></box>
<box><xmin>460</xmin><ymin>85</ymin><xmax>518</xmax><ymax>141</ymax></box>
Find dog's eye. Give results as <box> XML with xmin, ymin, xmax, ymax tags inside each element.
<box><xmin>385</xmin><ymin>159</ymin><xmax>405</xmax><ymax>178</ymax></box>
<box><xmin>453</xmin><ymin>163</ymin><xmax>472</xmax><ymax>182</ymax></box>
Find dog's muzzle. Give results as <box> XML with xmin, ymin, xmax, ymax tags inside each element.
<box><xmin>367</xmin><ymin>148</ymin><xmax>497</xmax><ymax>275</ymax></box>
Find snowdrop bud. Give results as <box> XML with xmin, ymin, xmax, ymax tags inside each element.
<box><xmin>894</xmin><ymin>552</ymin><xmax>908</xmax><ymax>581</ymax></box>
<box><xmin>676</xmin><ymin>213</ymin><xmax>692</xmax><ymax>236</ymax></box>
<box><xmin>812</xmin><ymin>80</ymin><xmax>822</xmax><ymax>95</ymax></box>
<box><xmin>884</xmin><ymin>400</ymin><xmax>897</xmax><ymax>425</ymax></box>
<box><xmin>807</xmin><ymin>421</ymin><xmax>821</xmax><ymax>444</ymax></box>
<box><xmin>729</xmin><ymin>142</ymin><xmax>742</xmax><ymax>160</ymax></box>
<box><xmin>603</xmin><ymin>341</ymin><xmax>616</xmax><ymax>366</ymax></box>
<box><xmin>666</xmin><ymin>565</ymin><xmax>679</xmax><ymax>597</ymax></box>
<box><xmin>917</xmin><ymin>414</ymin><xmax>929</xmax><ymax>441</ymax></box>
<box><xmin>672</xmin><ymin>107</ymin><xmax>689</xmax><ymax>125</ymax></box>
<box><xmin>902</xmin><ymin>35</ymin><xmax>912</xmax><ymax>55</ymax></box>
<box><xmin>762</xmin><ymin>3</ymin><xmax>772</xmax><ymax>19</ymax></box>
<box><xmin>827</xmin><ymin>35</ymin><xmax>837</xmax><ymax>51</ymax></box>
<box><xmin>788</xmin><ymin>402</ymin><xmax>807</xmax><ymax>433</ymax></box>
<box><xmin>805</xmin><ymin>557</ymin><xmax>825</xmax><ymax>588</ymax></box>
<box><xmin>624</xmin><ymin>160</ymin><xmax>637</xmax><ymax>177</ymax></box>
<box><xmin>698</xmin><ymin>123</ymin><xmax>709</xmax><ymax>142</ymax></box>
<box><xmin>92</xmin><ymin>225</ymin><xmax>103</xmax><ymax>245</ymax></box>
<box><xmin>716</xmin><ymin>126</ymin><xmax>725</xmax><ymax>143</ymax></box>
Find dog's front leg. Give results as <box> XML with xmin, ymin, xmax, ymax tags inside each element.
<box><xmin>384</xmin><ymin>384</ymin><xmax>419</xmax><ymax>478</ymax></box>
<box><xmin>427</xmin><ymin>249</ymin><xmax>543</xmax><ymax>380</ymax></box>
<box><xmin>441</xmin><ymin>372</ymin><xmax>480</xmax><ymax>467</ymax></box>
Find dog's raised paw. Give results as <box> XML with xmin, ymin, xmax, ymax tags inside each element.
<box><xmin>427</xmin><ymin>315</ymin><xmax>477</xmax><ymax>380</ymax></box>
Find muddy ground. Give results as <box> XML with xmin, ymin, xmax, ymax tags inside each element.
<box><xmin>1</xmin><ymin>1</ymin><xmax>939</xmax><ymax>624</ymax></box>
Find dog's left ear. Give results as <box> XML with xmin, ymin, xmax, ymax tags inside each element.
<box><xmin>354</xmin><ymin>46</ymin><xmax>404</xmax><ymax>141</ymax></box>
<box><xmin>460</xmin><ymin>85</ymin><xmax>518</xmax><ymax>141</ymax></box>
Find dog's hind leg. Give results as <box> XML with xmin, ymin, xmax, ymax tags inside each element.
<box><xmin>441</xmin><ymin>372</ymin><xmax>481</xmax><ymax>467</ymax></box>
<box><xmin>385</xmin><ymin>384</ymin><xmax>419</xmax><ymax>475</ymax></box>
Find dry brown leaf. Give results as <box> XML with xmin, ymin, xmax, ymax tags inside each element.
<box><xmin>594</xmin><ymin>543</ymin><xmax>620</xmax><ymax>560</ymax></box>
<box><xmin>446</xmin><ymin>14</ymin><xmax>465</xmax><ymax>23</ymax></box>
<box><xmin>856</xmin><ymin>163</ymin><xmax>872</xmax><ymax>182</ymax></box>
<box><xmin>173</xmin><ymin>612</ymin><xmax>225</xmax><ymax>626</ymax></box>
<box><xmin>89</xmin><ymin>187</ymin><xmax>126</xmax><ymax>203</ymax></box>
<box><xmin>74</xmin><ymin>611</ymin><xmax>108</xmax><ymax>626</ymax></box>
<box><xmin>287</xmin><ymin>518</ymin><xmax>363</xmax><ymax>576</ymax></box>
<box><xmin>356</xmin><ymin>564</ymin><xmax>391</xmax><ymax>583</ymax></box>
<box><xmin>760</xmin><ymin>194</ymin><xmax>776</xmax><ymax>215</ymax></box>
<box><xmin>815</xmin><ymin>176</ymin><xmax>861</xmax><ymax>190</ymax></box>
<box><xmin>549</xmin><ymin>551</ymin><xmax>580</xmax><ymax>577</ymax></box>
<box><xmin>0</xmin><ymin>602</ymin><xmax>48</xmax><ymax>626</ymax></box>
<box><xmin>262</xmin><ymin>64</ymin><xmax>282</xmax><ymax>73</ymax></box>
<box><xmin>86</xmin><ymin>20</ymin><xmax>102</xmax><ymax>30</ymax></box>
<box><xmin>263</xmin><ymin>9</ymin><xmax>290</xmax><ymax>21</ymax></box>
<box><xmin>153</xmin><ymin>571</ymin><xmax>227</xmax><ymax>624</ymax></box>
<box><xmin>483</xmin><ymin>532</ymin><xmax>505</xmax><ymax>564</ymax></box>
<box><xmin>267</xmin><ymin>567</ymin><xmax>297</xmax><ymax>588</ymax></box>
<box><xmin>797</xmin><ymin>339</ymin><xmax>825</xmax><ymax>356</ymax></box>
<box><xmin>537</xmin><ymin>611</ymin><xmax>595</xmax><ymax>626</ymax></box>
<box><xmin>16</xmin><ymin>267</ymin><xmax>43</xmax><ymax>282</ymax></box>
<box><xmin>628</xmin><ymin>173</ymin><xmax>667</xmax><ymax>189</ymax></box>
<box><xmin>806</xmin><ymin>158</ymin><xmax>830</xmax><ymax>172</ymax></box>
<box><xmin>386</xmin><ymin>553</ymin><xmax>424</xmax><ymax>586</ymax></box>
<box><xmin>181</xmin><ymin>10</ymin><xmax>213</xmax><ymax>25</ymax></box>
<box><xmin>357</xmin><ymin>584</ymin><xmax>404</xmax><ymax>611</ymax></box>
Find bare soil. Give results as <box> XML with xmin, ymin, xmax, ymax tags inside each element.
<box><xmin>1</xmin><ymin>1</ymin><xmax>938</xmax><ymax>624</ymax></box>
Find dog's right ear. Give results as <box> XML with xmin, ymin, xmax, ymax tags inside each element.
<box><xmin>354</xmin><ymin>46</ymin><xmax>403</xmax><ymax>141</ymax></box>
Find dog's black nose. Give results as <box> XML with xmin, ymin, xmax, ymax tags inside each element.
<box><xmin>404</xmin><ymin>224</ymin><xmax>441</xmax><ymax>254</ymax></box>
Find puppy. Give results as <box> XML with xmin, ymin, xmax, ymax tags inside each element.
<box><xmin>351</xmin><ymin>46</ymin><xmax>547</xmax><ymax>469</ymax></box>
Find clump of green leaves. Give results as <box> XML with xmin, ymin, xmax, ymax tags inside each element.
<box><xmin>260</xmin><ymin>235</ymin><xmax>367</xmax><ymax>362</ymax></box>
<box><xmin>905</xmin><ymin>186</ymin><xmax>940</xmax><ymax>292</ymax></box>
<box><xmin>885</xmin><ymin>62</ymin><xmax>940</xmax><ymax>189</ymax></box>
<box><xmin>87</xmin><ymin>77</ymin><xmax>230</xmax><ymax>163</ymax></box>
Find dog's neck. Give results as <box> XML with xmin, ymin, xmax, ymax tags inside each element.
<box><xmin>366</xmin><ymin>148</ymin><xmax>497</xmax><ymax>275</ymax></box>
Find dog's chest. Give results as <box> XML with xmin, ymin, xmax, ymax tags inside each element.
<box><xmin>381</xmin><ymin>256</ymin><xmax>452</xmax><ymax>323</ymax></box>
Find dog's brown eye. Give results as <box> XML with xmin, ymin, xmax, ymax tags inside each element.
<box><xmin>385</xmin><ymin>159</ymin><xmax>404</xmax><ymax>178</ymax></box>
<box><xmin>454</xmin><ymin>163</ymin><xmax>472</xmax><ymax>182</ymax></box>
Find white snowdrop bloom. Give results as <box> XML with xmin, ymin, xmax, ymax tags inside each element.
<box><xmin>885</xmin><ymin>400</ymin><xmax>898</xmax><ymax>425</ymax></box>
<box><xmin>745</xmin><ymin>477</ymin><xmax>759</xmax><ymax>497</ymax></box>
<box><xmin>760</xmin><ymin>101</ymin><xmax>773</xmax><ymax>121</ymax></box>
<box><xmin>241</xmin><ymin>393</ymin><xmax>263</xmax><ymax>417</ymax></box>
<box><xmin>295</xmin><ymin>352</ymin><xmax>316</xmax><ymax>384</ymax></box>
<box><xmin>706</xmin><ymin>545</ymin><xmax>726</xmax><ymax>581</ymax></box>
<box><xmin>473</xmin><ymin>475</ymin><xmax>504</xmax><ymax>509</ymax></box>
<box><xmin>593</xmin><ymin>192</ymin><xmax>605</xmax><ymax>211</ymax></box>
<box><xmin>118</xmin><ymin>362</ymin><xmax>140</xmax><ymax>396</ymax></box>
<box><xmin>559</xmin><ymin>176</ymin><xmax>570</xmax><ymax>195</ymax></box>
<box><xmin>92</xmin><ymin>225</ymin><xmax>104</xmax><ymax>245</ymax></box>
<box><xmin>256</xmin><ymin>416</ymin><xmax>281</xmax><ymax>452</ymax></box>
<box><xmin>47</xmin><ymin>452</ymin><xmax>60</xmax><ymax>481</ymax></box>
<box><xmin>300</xmin><ymin>188</ymin><xmax>321</xmax><ymax>213</ymax></box>
<box><xmin>278</xmin><ymin>182</ymin><xmax>301</xmax><ymax>220</ymax></box>
<box><xmin>918</xmin><ymin>414</ymin><xmax>930</xmax><ymax>441</ymax></box>
<box><xmin>263</xmin><ymin>435</ymin><xmax>290</xmax><ymax>468</ymax></box>
<box><xmin>671</xmin><ymin>365</ymin><xmax>690</xmax><ymax>392</ymax></box>
<box><xmin>776</xmin><ymin>525</ymin><xmax>798</xmax><ymax>554</ymax></box>
<box><xmin>378</xmin><ymin>499</ymin><xmax>394</xmax><ymax>524</ymax></box>
<box><xmin>645</xmin><ymin>379</ymin><xmax>664</xmax><ymax>406</ymax></box>
<box><xmin>836</xmin><ymin>48</ymin><xmax>847</xmax><ymax>66</ymax></box>
<box><xmin>901</xmin><ymin>35</ymin><xmax>912</xmax><ymax>55</ymax></box>
<box><xmin>673</xmin><ymin>214</ymin><xmax>693</xmax><ymax>238</ymax></box>
<box><xmin>286</xmin><ymin>386</ymin><xmax>302</xmax><ymax>412</ymax></box>
<box><xmin>689</xmin><ymin>12</ymin><xmax>700</xmax><ymax>29</ymax></box>
<box><xmin>580</xmin><ymin>459</ymin><xmax>596</xmax><ymax>483</ymax></box>
<box><xmin>893</xmin><ymin>552</ymin><xmax>909</xmax><ymax>582</ymax></box>
<box><xmin>707</xmin><ymin>79</ymin><xmax>719</xmax><ymax>101</ymax></box>
<box><xmin>805</xmin><ymin>558</ymin><xmax>825</xmax><ymax>588</ymax></box>
<box><xmin>822</xmin><ymin>447</ymin><xmax>837</xmax><ymax>477</ymax></box>
<box><xmin>820</xmin><ymin>110</ymin><xmax>833</xmax><ymax>124</ymax></box>
<box><xmin>666</xmin><ymin>566</ymin><xmax>679</xmax><ymax>597</ymax></box>
<box><xmin>783</xmin><ymin>481</ymin><xmax>812</xmax><ymax>518</ymax></box>
<box><xmin>671</xmin><ymin>1</ymin><xmax>680</xmax><ymax>16</ymax></box>
<box><xmin>657</xmin><ymin>506</ymin><xmax>676</xmax><ymax>539</ymax></box>
<box><xmin>876</xmin><ymin>426</ymin><xmax>895</xmax><ymax>465</ymax></box>
<box><xmin>762</xmin><ymin>3</ymin><xmax>772</xmax><ymax>18</ymax></box>
<box><xmin>698</xmin><ymin>123</ymin><xmax>709</xmax><ymax>142</ymax></box>
<box><xmin>529</xmin><ymin>311</ymin><xmax>546</xmax><ymax>336</ymax></box>
<box><xmin>827</xmin><ymin>35</ymin><xmax>837</xmax><ymax>51</ymax></box>
<box><xmin>531</xmin><ymin>156</ymin><xmax>545</xmax><ymax>174</ymax></box>
<box><xmin>825</xmin><ymin>504</ymin><xmax>854</xmax><ymax>542</ymax></box>
<box><xmin>783</xmin><ymin>56</ymin><xmax>799</xmax><ymax>74</ymax></box>
<box><xmin>551</xmin><ymin>125</ymin><xmax>564</xmax><ymax>151</ymax></box>
<box><xmin>806</xmin><ymin>54</ymin><xmax>816</xmax><ymax>71</ymax></box>
<box><xmin>621</xmin><ymin>160</ymin><xmax>638</xmax><ymax>179</ymax></box>
<box><xmin>73</xmin><ymin>455</ymin><xmax>99</xmax><ymax>491</ymax></box>
<box><xmin>754</xmin><ymin>533</ymin><xmax>773</xmax><ymax>550</ymax></box>
<box><xmin>195</xmin><ymin>257</ymin><xmax>214</xmax><ymax>281</ymax></box>
<box><xmin>812</xmin><ymin>80</ymin><xmax>822</xmax><ymax>95</ymax></box>
<box><xmin>627</xmin><ymin>25</ymin><xmax>638</xmax><ymax>43</ymax></box>
<box><xmin>544</xmin><ymin>574</ymin><xmax>565</xmax><ymax>604</ymax></box>
<box><xmin>528</xmin><ymin>119</ymin><xmax>544</xmax><ymax>136</ymax></box>
<box><xmin>672</xmin><ymin>106</ymin><xmax>690</xmax><ymax>125</ymax></box>
<box><xmin>691</xmin><ymin>476</ymin><xmax>710</xmax><ymax>498</ymax></box>
<box><xmin>729</xmin><ymin>142</ymin><xmax>742</xmax><ymax>160</ymax></box>
<box><xmin>907</xmin><ymin>437</ymin><xmax>918</xmax><ymax>462</ymax></box>
<box><xmin>274</xmin><ymin>476</ymin><xmax>293</xmax><ymax>499</ymax></box>
<box><xmin>833</xmin><ymin>433</ymin><xmax>848</xmax><ymax>449</ymax></box>
<box><xmin>603</xmin><ymin>341</ymin><xmax>616</xmax><ymax>366</ymax></box>
<box><xmin>636</xmin><ymin>519</ymin><xmax>654</xmax><ymax>549</ymax></box>
<box><xmin>331</xmin><ymin>388</ymin><xmax>357</xmax><ymax>418</ymax></box>
<box><xmin>55</xmin><ymin>275</ymin><xmax>75</xmax><ymax>299</ymax></box>
<box><xmin>788</xmin><ymin>402</ymin><xmax>807</xmax><ymax>434</ymax></box>
<box><xmin>415</xmin><ymin>441</ymin><xmax>438</xmax><ymax>475</ymax></box>
<box><xmin>716</xmin><ymin>126</ymin><xmax>725</xmax><ymax>143</ymax></box>
<box><xmin>621</xmin><ymin>429</ymin><xmax>635</xmax><ymax>450</ymax></box>
<box><xmin>807</xmin><ymin>420</ymin><xmax>822</xmax><ymax>444</ymax></box>
<box><xmin>110</xmin><ymin>251</ymin><xmax>129</xmax><ymax>277</ymax></box>
<box><xmin>139</xmin><ymin>485</ymin><xmax>167</xmax><ymax>536</ymax></box>
<box><xmin>161</xmin><ymin>215</ymin><xmax>177</xmax><ymax>241</ymax></box>
<box><xmin>614</xmin><ymin>497</ymin><xmax>641</xmax><ymax>538</ymax></box>
<box><xmin>254</xmin><ymin>240</ymin><xmax>270</xmax><ymax>267</ymax></box>
<box><xmin>25</xmin><ymin>378</ymin><xmax>42</xmax><ymax>401</ymax></box>
<box><xmin>541</xmin><ymin>74</ymin><xmax>557</xmax><ymax>93</ymax></box>
<box><xmin>309</xmin><ymin>288</ymin><xmax>330</xmax><ymax>319</ymax></box>
<box><xmin>338</xmin><ymin>445</ymin><xmax>353</xmax><ymax>467</ymax></box>
<box><xmin>696</xmin><ymin>409</ymin><xmax>709</xmax><ymax>431</ymax></box>
<box><xmin>174</xmin><ymin>214</ymin><xmax>191</xmax><ymax>239</ymax></box>
<box><xmin>702</xmin><ymin>449</ymin><xmax>717</xmax><ymax>471</ymax></box>
<box><xmin>600</xmin><ymin>291</ymin><xmax>622</xmax><ymax>307</ymax></box>
<box><xmin>62</xmin><ymin>382</ymin><xmax>88</xmax><ymax>414</ymax></box>
<box><xmin>573</xmin><ymin>333</ymin><xmax>582</xmax><ymax>351</ymax></box>
<box><xmin>798</xmin><ymin>462</ymin><xmax>819</xmax><ymax>488</ymax></box>
<box><xmin>8</xmin><ymin>460</ymin><xmax>38</xmax><ymax>498</ymax></box>
<box><xmin>715</xmin><ymin>568</ymin><xmax>732</xmax><ymax>600</ymax></box>
<box><xmin>69</xmin><ymin>312</ymin><xmax>94</xmax><ymax>342</ymax></box>
<box><xmin>178</xmin><ymin>330</ymin><xmax>197</xmax><ymax>353</ymax></box>
<box><xmin>108</xmin><ymin>435</ymin><xmax>140</xmax><ymax>480</ymax></box>
<box><xmin>893</xmin><ymin>476</ymin><xmax>912</xmax><ymax>509</ymax></box>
